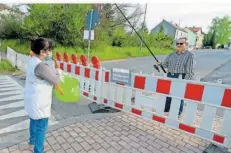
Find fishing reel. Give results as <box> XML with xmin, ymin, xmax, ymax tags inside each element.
<box><xmin>153</xmin><ymin>64</ymin><xmax>160</xmax><ymax>72</ymax></box>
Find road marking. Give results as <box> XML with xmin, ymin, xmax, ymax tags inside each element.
<box><xmin>0</xmin><ymin>94</ymin><xmax>23</xmax><ymax>102</ymax></box>
<box><xmin>0</xmin><ymin>81</ymin><xmax>15</xmax><ymax>85</ymax></box>
<box><xmin>0</xmin><ymin>75</ymin><xmax>58</xmax><ymax>135</ymax></box>
<box><xmin>0</xmin><ymin>84</ymin><xmax>18</xmax><ymax>88</ymax></box>
<box><xmin>0</xmin><ymin>90</ymin><xmax>23</xmax><ymax>96</ymax></box>
<box><xmin>0</xmin><ymin>100</ymin><xmax>24</xmax><ymax>109</ymax></box>
<box><xmin>0</xmin><ymin>117</ymin><xmax>58</xmax><ymax>135</ymax></box>
<box><xmin>0</xmin><ymin>87</ymin><xmax>22</xmax><ymax>92</ymax></box>
<box><xmin>0</xmin><ymin>110</ymin><xmax>27</xmax><ymax>120</ymax></box>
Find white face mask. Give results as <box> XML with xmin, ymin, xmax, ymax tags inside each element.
<box><xmin>48</xmin><ymin>52</ymin><xmax>52</xmax><ymax>58</ymax></box>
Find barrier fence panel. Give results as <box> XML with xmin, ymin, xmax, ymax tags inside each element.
<box><xmin>56</xmin><ymin>52</ymin><xmax>231</xmax><ymax>151</ymax></box>
<box><xmin>4</xmin><ymin>48</ymin><xmax>231</xmax><ymax>151</ymax></box>
<box><xmin>6</xmin><ymin>47</ymin><xmax>29</xmax><ymax>74</ymax></box>
<box><xmin>7</xmin><ymin>47</ymin><xmax>17</xmax><ymax>67</ymax></box>
<box><xmin>102</xmin><ymin>71</ymin><xmax>231</xmax><ymax>150</ymax></box>
<box><xmin>16</xmin><ymin>53</ymin><xmax>29</xmax><ymax>73</ymax></box>
<box><xmin>57</xmin><ymin>57</ymin><xmax>103</xmax><ymax>104</ymax></box>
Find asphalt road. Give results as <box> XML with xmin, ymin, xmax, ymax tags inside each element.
<box><xmin>102</xmin><ymin>49</ymin><xmax>231</xmax><ymax>82</ymax></box>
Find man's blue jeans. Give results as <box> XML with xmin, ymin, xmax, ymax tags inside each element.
<box><xmin>164</xmin><ymin>73</ymin><xmax>185</xmax><ymax>116</ymax></box>
<box><xmin>29</xmin><ymin>118</ymin><xmax>48</xmax><ymax>153</ymax></box>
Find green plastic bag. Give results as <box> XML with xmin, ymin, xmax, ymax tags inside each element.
<box><xmin>54</xmin><ymin>71</ymin><xmax>80</xmax><ymax>103</ymax></box>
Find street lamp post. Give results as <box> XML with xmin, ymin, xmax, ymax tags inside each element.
<box><xmin>140</xmin><ymin>3</ymin><xmax>148</xmax><ymax>53</ymax></box>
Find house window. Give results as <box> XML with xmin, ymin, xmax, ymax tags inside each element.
<box><xmin>165</xmin><ymin>28</ymin><xmax>168</xmax><ymax>34</ymax></box>
<box><xmin>181</xmin><ymin>32</ymin><xmax>183</xmax><ymax>36</ymax></box>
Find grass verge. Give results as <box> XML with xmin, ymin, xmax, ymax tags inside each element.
<box><xmin>0</xmin><ymin>39</ymin><xmax>172</xmax><ymax>61</ymax></box>
<box><xmin>0</xmin><ymin>59</ymin><xmax>17</xmax><ymax>73</ymax></box>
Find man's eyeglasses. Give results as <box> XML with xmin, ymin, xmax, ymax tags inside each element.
<box><xmin>176</xmin><ymin>43</ymin><xmax>184</xmax><ymax>46</ymax></box>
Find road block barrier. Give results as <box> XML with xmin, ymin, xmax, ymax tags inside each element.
<box><xmin>56</xmin><ymin>52</ymin><xmax>231</xmax><ymax>151</ymax></box>
<box><xmin>4</xmin><ymin>47</ymin><xmax>231</xmax><ymax>151</ymax></box>
<box><xmin>7</xmin><ymin>47</ymin><xmax>29</xmax><ymax>73</ymax></box>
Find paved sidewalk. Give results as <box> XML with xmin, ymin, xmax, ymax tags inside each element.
<box><xmin>0</xmin><ymin>113</ymin><xmax>211</xmax><ymax>153</ymax></box>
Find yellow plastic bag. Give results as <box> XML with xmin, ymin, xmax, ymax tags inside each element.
<box><xmin>54</xmin><ymin>71</ymin><xmax>80</xmax><ymax>103</ymax></box>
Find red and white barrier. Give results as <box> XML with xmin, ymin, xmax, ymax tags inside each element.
<box><xmin>102</xmin><ymin>72</ymin><xmax>231</xmax><ymax>148</ymax></box>
<box><xmin>56</xmin><ymin>52</ymin><xmax>103</xmax><ymax>102</ymax></box>
<box><xmin>56</xmin><ymin>52</ymin><xmax>231</xmax><ymax>151</ymax></box>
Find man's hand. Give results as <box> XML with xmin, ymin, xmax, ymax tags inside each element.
<box><xmin>157</xmin><ymin>61</ymin><xmax>161</xmax><ymax>65</ymax></box>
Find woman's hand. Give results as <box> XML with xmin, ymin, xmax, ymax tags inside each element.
<box><xmin>53</xmin><ymin>57</ymin><xmax>59</xmax><ymax>68</ymax></box>
<box><xmin>55</xmin><ymin>85</ymin><xmax>64</xmax><ymax>95</ymax></box>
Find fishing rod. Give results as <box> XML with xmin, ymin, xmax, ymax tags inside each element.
<box><xmin>114</xmin><ymin>4</ymin><xmax>166</xmax><ymax>73</ymax></box>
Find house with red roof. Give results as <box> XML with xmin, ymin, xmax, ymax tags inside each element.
<box><xmin>188</xmin><ymin>26</ymin><xmax>205</xmax><ymax>49</ymax></box>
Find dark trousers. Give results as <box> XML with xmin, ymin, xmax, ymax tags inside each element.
<box><xmin>164</xmin><ymin>73</ymin><xmax>186</xmax><ymax>116</ymax></box>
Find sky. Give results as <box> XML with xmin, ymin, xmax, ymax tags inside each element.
<box><xmin>6</xmin><ymin>2</ymin><xmax>231</xmax><ymax>33</ymax></box>
<box><xmin>145</xmin><ymin>3</ymin><xmax>231</xmax><ymax>33</ymax></box>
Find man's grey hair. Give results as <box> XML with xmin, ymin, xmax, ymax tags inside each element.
<box><xmin>177</xmin><ymin>37</ymin><xmax>188</xmax><ymax>45</ymax></box>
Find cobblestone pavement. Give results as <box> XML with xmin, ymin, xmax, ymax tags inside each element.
<box><xmin>0</xmin><ymin>113</ymin><xmax>211</xmax><ymax>153</ymax></box>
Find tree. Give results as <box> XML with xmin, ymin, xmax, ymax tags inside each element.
<box><xmin>159</xmin><ymin>25</ymin><xmax>164</xmax><ymax>33</ymax></box>
<box><xmin>210</xmin><ymin>30</ymin><xmax>216</xmax><ymax>49</ymax></box>
<box><xmin>203</xmin><ymin>34</ymin><xmax>211</xmax><ymax>46</ymax></box>
<box><xmin>21</xmin><ymin>4</ymin><xmax>52</xmax><ymax>37</ymax></box>
<box><xmin>0</xmin><ymin>3</ymin><xmax>175</xmax><ymax>52</ymax></box>
<box><xmin>0</xmin><ymin>13</ymin><xmax>23</xmax><ymax>39</ymax></box>
<box><xmin>141</xmin><ymin>22</ymin><xmax>149</xmax><ymax>34</ymax></box>
<box><xmin>111</xmin><ymin>25</ymin><xmax>127</xmax><ymax>47</ymax></box>
<box><xmin>99</xmin><ymin>4</ymin><xmax>144</xmax><ymax>34</ymax></box>
<box><xmin>22</xmin><ymin>4</ymin><xmax>91</xmax><ymax>47</ymax></box>
<box><xmin>208</xmin><ymin>16</ymin><xmax>231</xmax><ymax>45</ymax></box>
<box><xmin>156</xmin><ymin>25</ymin><xmax>165</xmax><ymax>41</ymax></box>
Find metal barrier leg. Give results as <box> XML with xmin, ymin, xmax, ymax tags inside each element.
<box><xmin>203</xmin><ymin>144</ymin><xmax>229</xmax><ymax>153</ymax></box>
<box><xmin>228</xmin><ymin>143</ymin><xmax>231</xmax><ymax>153</ymax></box>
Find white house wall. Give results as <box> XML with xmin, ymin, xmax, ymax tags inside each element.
<box><xmin>175</xmin><ymin>29</ymin><xmax>188</xmax><ymax>40</ymax></box>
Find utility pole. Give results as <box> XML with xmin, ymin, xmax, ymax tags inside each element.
<box><xmin>140</xmin><ymin>3</ymin><xmax>148</xmax><ymax>52</ymax></box>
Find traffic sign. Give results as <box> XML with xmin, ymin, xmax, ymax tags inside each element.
<box><xmin>111</xmin><ymin>68</ymin><xmax>132</xmax><ymax>86</ymax></box>
<box><xmin>83</xmin><ymin>30</ymin><xmax>94</xmax><ymax>40</ymax></box>
<box><xmin>85</xmin><ymin>9</ymin><xmax>100</xmax><ymax>30</ymax></box>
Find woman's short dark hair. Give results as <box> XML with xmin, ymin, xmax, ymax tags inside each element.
<box><xmin>48</xmin><ymin>39</ymin><xmax>55</xmax><ymax>51</ymax></box>
<box><xmin>30</xmin><ymin>37</ymin><xmax>49</xmax><ymax>55</ymax></box>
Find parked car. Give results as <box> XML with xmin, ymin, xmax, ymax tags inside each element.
<box><xmin>204</xmin><ymin>46</ymin><xmax>212</xmax><ymax>49</ymax></box>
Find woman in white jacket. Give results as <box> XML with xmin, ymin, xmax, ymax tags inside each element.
<box><xmin>24</xmin><ymin>37</ymin><xmax>60</xmax><ymax>153</ymax></box>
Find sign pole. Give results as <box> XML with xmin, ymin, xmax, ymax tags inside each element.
<box><xmin>87</xmin><ymin>9</ymin><xmax>94</xmax><ymax>64</ymax></box>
